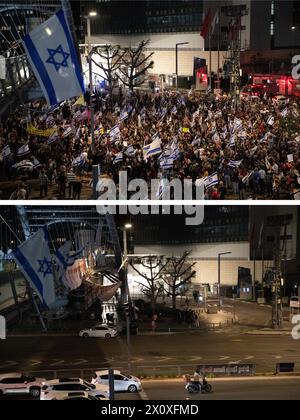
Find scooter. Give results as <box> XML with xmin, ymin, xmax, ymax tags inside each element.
<box><xmin>185</xmin><ymin>378</ymin><xmax>212</xmax><ymax>394</ymax></box>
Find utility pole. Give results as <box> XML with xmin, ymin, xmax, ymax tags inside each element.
<box><xmin>218</xmin><ymin>252</ymin><xmax>232</xmax><ymax>311</ymax></box>
<box><xmin>222</xmin><ymin>5</ymin><xmax>248</xmax><ymax>110</ymax></box>
<box><xmin>267</xmin><ymin>215</ymin><xmax>293</xmax><ymax>329</ymax></box>
<box><xmin>175</xmin><ymin>42</ymin><xmax>189</xmax><ymax>91</ymax></box>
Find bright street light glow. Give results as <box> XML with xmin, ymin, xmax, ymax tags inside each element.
<box><xmin>124</xmin><ymin>223</ymin><xmax>133</xmax><ymax>229</ymax></box>
<box><xmin>89</xmin><ymin>11</ymin><xmax>97</xmax><ymax>17</ymax></box>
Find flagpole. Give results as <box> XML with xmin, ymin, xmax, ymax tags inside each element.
<box><xmin>209</xmin><ymin>25</ymin><xmax>212</xmax><ymax>91</ymax></box>
<box><xmin>217</xmin><ymin>9</ymin><xmax>221</xmax><ymax>90</ymax></box>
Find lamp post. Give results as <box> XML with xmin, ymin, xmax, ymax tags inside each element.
<box><xmin>218</xmin><ymin>252</ymin><xmax>232</xmax><ymax>311</ymax></box>
<box><xmin>175</xmin><ymin>42</ymin><xmax>189</xmax><ymax>90</ymax></box>
<box><xmin>85</xmin><ymin>12</ymin><xmax>97</xmax><ymax>154</ymax></box>
<box><xmin>119</xmin><ymin>223</ymin><xmax>133</xmax><ymax>373</ymax></box>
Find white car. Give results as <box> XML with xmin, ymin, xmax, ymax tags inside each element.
<box><xmin>50</xmin><ymin>391</ymin><xmax>108</xmax><ymax>401</ymax></box>
<box><xmin>92</xmin><ymin>370</ymin><xmax>142</xmax><ymax>393</ymax></box>
<box><xmin>40</xmin><ymin>378</ymin><xmax>109</xmax><ymax>400</ymax></box>
<box><xmin>79</xmin><ymin>324</ymin><xmax>118</xmax><ymax>339</ymax></box>
<box><xmin>0</xmin><ymin>373</ymin><xmax>45</xmax><ymax>398</ymax></box>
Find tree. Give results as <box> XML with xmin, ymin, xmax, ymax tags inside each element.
<box><xmin>119</xmin><ymin>40</ymin><xmax>154</xmax><ymax>91</ymax></box>
<box><xmin>130</xmin><ymin>255</ymin><xmax>167</xmax><ymax>315</ymax></box>
<box><xmin>161</xmin><ymin>251</ymin><xmax>196</xmax><ymax>309</ymax></box>
<box><xmin>92</xmin><ymin>45</ymin><xmax>125</xmax><ymax>100</ymax></box>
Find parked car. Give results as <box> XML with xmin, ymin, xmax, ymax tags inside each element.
<box><xmin>91</xmin><ymin>370</ymin><xmax>142</xmax><ymax>393</ymax></box>
<box><xmin>0</xmin><ymin>373</ymin><xmax>45</xmax><ymax>398</ymax></box>
<box><xmin>50</xmin><ymin>391</ymin><xmax>108</xmax><ymax>401</ymax></box>
<box><xmin>79</xmin><ymin>324</ymin><xmax>118</xmax><ymax>339</ymax></box>
<box><xmin>40</xmin><ymin>378</ymin><xmax>109</xmax><ymax>400</ymax></box>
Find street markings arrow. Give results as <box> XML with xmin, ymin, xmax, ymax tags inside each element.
<box><xmin>29</xmin><ymin>360</ymin><xmax>42</xmax><ymax>366</ymax></box>
<box><xmin>190</xmin><ymin>356</ymin><xmax>203</xmax><ymax>362</ymax></box>
<box><xmin>0</xmin><ymin>360</ymin><xmax>18</xmax><ymax>369</ymax></box>
<box><xmin>50</xmin><ymin>360</ymin><xmax>65</xmax><ymax>366</ymax></box>
<box><xmin>244</xmin><ymin>356</ymin><xmax>254</xmax><ymax>360</ymax></box>
<box><xmin>153</xmin><ymin>356</ymin><xmax>171</xmax><ymax>363</ymax></box>
<box><xmin>72</xmin><ymin>359</ymin><xmax>89</xmax><ymax>366</ymax></box>
<box><xmin>218</xmin><ymin>356</ymin><xmax>230</xmax><ymax>361</ymax></box>
<box><xmin>131</xmin><ymin>357</ymin><xmax>145</xmax><ymax>363</ymax></box>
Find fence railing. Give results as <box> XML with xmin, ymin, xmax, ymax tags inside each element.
<box><xmin>11</xmin><ymin>363</ymin><xmax>258</xmax><ymax>382</ymax></box>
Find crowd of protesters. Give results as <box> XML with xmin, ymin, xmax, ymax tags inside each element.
<box><xmin>0</xmin><ymin>87</ymin><xmax>299</xmax><ymax>200</ymax></box>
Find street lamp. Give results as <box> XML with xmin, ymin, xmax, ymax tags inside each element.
<box><xmin>119</xmin><ymin>223</ymin><xmax>133</xmax><ymax>373</ymax></box>
<box><xmin>85</xmin><ymin>12</ymin><xmax>97</xmax><ymax>155</ymax></box>
<box><xmin>218</xmin><ymin>252</ymin><xmax>232</xmax><ymax>311</ymax></box>
<box><xmin>175</xmin><ymin>42</ymin><xmax>189</xmax><ymax>91</ymax></box>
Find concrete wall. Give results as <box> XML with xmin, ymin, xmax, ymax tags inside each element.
<box><xmin>129</xmin><ymin>242</ymin><xmax>270</xmax><ymax>289</ymax></box>
<box><xmin>132</xmin><ymin>242</ymin><xmax>270</xmax><ymax>287</ymax></box>
<box><xmin>88</xmin><ymin>32</ymin><xmax>228</xmax><ymax>76</ymax></box>
<box><xmin>135</xmin><ymin>242</ymin><xmax>250</xmax><ymax>259</ymax></box>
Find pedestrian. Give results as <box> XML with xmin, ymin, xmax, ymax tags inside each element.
<box><xmin>39</xmin><ymin>168</ymin><xmax>49</xmax><ymax>198</ymax></box>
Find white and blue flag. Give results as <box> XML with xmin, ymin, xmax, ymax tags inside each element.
<box><xmin>32</xmin><ymin>157</ymin><xmax>41</xmax><ymax>168</ymax></box>
<box><xmin>113</xmin><ymin>152</ymin><xmax>123</xmax><ymax>164</ymax></box>
<box><xmin>204</xmin><ymin>172</ymin><xmax>219</xmax><ymax>189</ymax></box>
<box><xmin>119</xmin><ymin>110</ymin><xmax>128</xmax><ymax>122</ymax></box>
<box><xmin>160</xmin><ymin>157</ymin><xmax>174</xmax><ymax>170</ymax></box>
<box><xmin>17</xmin><ymin>143</ymin><xmax>30</xmax><ymax>157</ymax></box>
<box><xmin>48</xmin><ymin>134</ymin><xmax>59</xmax><ymax>145</ymax></box>
<box><xmin>109</xmin><ymin>124</ymin><xmax>121</xmax><ymax>140</ymax></box>
<box><xmin>55</xmin><ymin>240</ymin><xmax>83</xmax><ymax>290</ymax></box>
<box><xmin>228</xmin><ymin>159</ymin><xmax>243</xmax><ymax>168</ymax></box>
<box><xmin>13</xmin><ymin>227</ymin><xmax>55</xmax><ymax>308</ymax></box>
<box><xmin>23</xmin><ymin>9</ymin><xmax>84</xmax><ymax>106</ymax></box>
<box><xmin>72</xmin><ymin>154</ymin><xmax>85</xmax><ymax>167</ymax></box>
<box><xmin>143</xmin><ymin>137</ymin><xmax>162</xmax><ymax>160</ymax></box>
<box><xmin>124</xmin><ymin>145</ymin><xmax>135</xmax><ymax>156</ymax></box>
<box><xmin>1</xmin><ymin>144</ymin><xmax>11</xmax><ymax>159</ymax></box>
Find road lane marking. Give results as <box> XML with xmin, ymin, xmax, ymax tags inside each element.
<box><xmin>140</xmin><ymin>389</ymin><xmax>149</xmax><ymax>400</ymax></box>
<box><xmin>153</xmin><ymin>356</ymin><xmax>171</xmax><ymax>363</ymax></box>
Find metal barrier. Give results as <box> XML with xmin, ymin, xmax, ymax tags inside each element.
<box><xmin>14</xmin><ymin>363</ymin><xmax>257</xmax><ymax>381</ymax></box>
<box><xmin>197</xmin><ymin>364</ymin><xmax>256</xmax><ymax>377</ymax></box>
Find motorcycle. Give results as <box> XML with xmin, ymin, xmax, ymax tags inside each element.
<box><xmin>185</xmin><ymin>378</ymin><xmax>212</xmax><ymax>394</ymax></box>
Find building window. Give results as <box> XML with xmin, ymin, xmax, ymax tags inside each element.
<box><xmin>270</xmin><ymin>21</ymin><xmax>274</xmax><ymax>35</ymax></box>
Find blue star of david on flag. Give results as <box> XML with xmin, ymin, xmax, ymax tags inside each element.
<box><xmin>38</xmin><ymin>257</ymin><xmax>52</xmax><ymax>278</ymax></box>
<box><xmin>46</xmin><ymin>44</ymin><xmax>70</xmax><ymax>71</ymax></box>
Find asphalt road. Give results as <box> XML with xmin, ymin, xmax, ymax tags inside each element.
<box><xmin>2</xmin><ymin>378</ymin><xmax>299</xmax><ymax>401</ymax></box>
<box><xmin>0</xmin><ymin>329</ymin><xmax>299</xmax><ymax>376</ymax></box>
<box><xmin>142</xmin><ymin>378</ymin><xmax>300</xmax><ymax>400</ymax></box>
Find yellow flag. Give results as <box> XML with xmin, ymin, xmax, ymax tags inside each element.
<box><xmin>26</xmin><ymin>124</ymin><xmax>57</xmax><ymax>137</ymax></box>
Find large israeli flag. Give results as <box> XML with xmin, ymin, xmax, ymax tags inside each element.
<box><xmin>12</xmin><ymin>228</ymin><xmax>55</xmax><ymax>308</ymax></box>
<box><xmin>23</xmin><ymin>9</ymin><xmax>84</xmax><ymax>106</ymax></box>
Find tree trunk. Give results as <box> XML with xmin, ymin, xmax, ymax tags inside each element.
<box><xmin>172</xmin><ymin>286</ymin><xmax>176</xmax><ymax>309</ymax></box>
